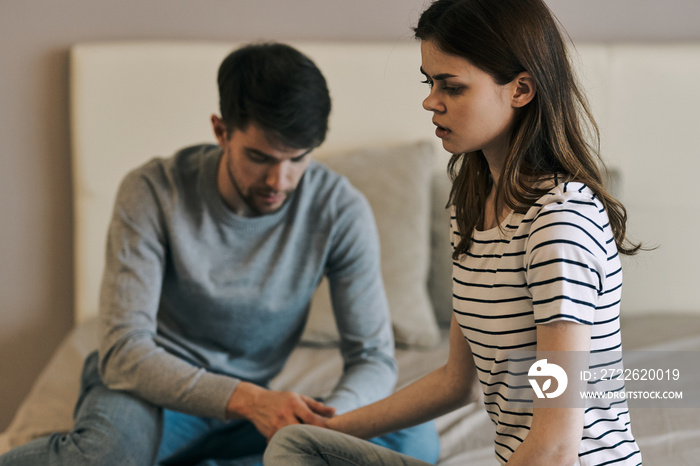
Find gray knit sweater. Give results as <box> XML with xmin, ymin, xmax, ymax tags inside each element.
<box><xmin>97</xmin><ymin>144</ymin><xmax>397</xmax><ymax>419</ymax></box>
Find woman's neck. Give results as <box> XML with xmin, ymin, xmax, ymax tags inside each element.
<box><xmin>479</xmin><ymin>151</ymin><xmax>508</xmax><ymax>231</ymax></box>
<box><xmin>481</xmin><ymin>186</ymin><xmax>510</xmax><ymax>231</ymax></box>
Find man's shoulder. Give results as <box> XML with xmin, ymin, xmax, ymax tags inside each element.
<box><xmin>301</xmin><ymin>161</ymin><xmax>368</xmax><ymax>212</ymax></box>
<box><xmin>121</xmin><ymin>144</ymin><xmax>218</xmax><ymax>189</ymax></box>
<box><xmin>130</xmin><ymin>144</ymin><xmax>217</xmax><ymax>176</ymax></box>
<box><xmin>304</xmin><ymin>160</ymin><xmax>345</xmax><ymax>186</ymax></box>
<box><xmin>115</xmin><ymin>144</ymin><xmax>219</xmax><ymax>213</ymax></box>
<box><xmin>306</xmin><ymin>160</ymin><xmax>369</xmax><ymax>197</ymax></box>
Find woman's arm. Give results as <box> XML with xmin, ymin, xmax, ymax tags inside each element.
<box><xmin>326</xmin><ymin>313</ymin><xmax>481</xmax><ymax>439</ymax></box>
<box><xmin>506</xmin><ymin>320</ymin><xmax>591</xmax><ymax>465</ymax></box>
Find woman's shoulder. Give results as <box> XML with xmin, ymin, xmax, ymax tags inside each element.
<box><xmin>532</xmin><ymin>180</ymin><xmax>603</xmax><ymax>213</ymax></box>
<box><xmin>519</xmin><ymin>180</ymin><xmax>607</xmax><ymax>235</ymax></box>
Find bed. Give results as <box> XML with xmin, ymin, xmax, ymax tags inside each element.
<box><xmin>1</xmin><ymin>40</ymin><xmax>699</xmax><ymax>465</ymax></box>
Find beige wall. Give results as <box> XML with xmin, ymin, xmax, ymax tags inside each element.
<box><xmin>1</xmin><ymin>0</ymin><xmax>699</xmax><ymax>431</ymax></box>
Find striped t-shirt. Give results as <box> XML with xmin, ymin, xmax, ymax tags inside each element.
<box><xmin>452</xmin><ymin>182</ymin><xmax>642</xmax><ymax>465</ymax></box>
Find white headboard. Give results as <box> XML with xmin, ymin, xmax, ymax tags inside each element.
<box><xmin>70</xmin><ymin>41</ymin><xmax>700</xmax><ymax>322</ymax></box>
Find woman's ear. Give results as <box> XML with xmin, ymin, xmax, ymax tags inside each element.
<box><xmin>511</xmin><ymin>72</ymin><xmax>536</xmax><ymax>108</ymax></box>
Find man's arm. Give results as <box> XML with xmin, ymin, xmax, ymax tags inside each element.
<box><xmin>98</xmin><ymin>168</ymin><xmax>239</xmax><ymax>419</ymax></box>
<box><xmin>100</xmin><ymin>165</ymin><xmax>337</xmax><ymax>436</ymax></box>
<box><xmin>322</xmin><ymin>185</ymin><xmax>398</xmax><ymax>414</ymax></box>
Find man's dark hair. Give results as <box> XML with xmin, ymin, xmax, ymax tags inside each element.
<box><xmin>217</xmin><ymin>42</ymin><xmax>331</xmax><ymax>150</ymax></box>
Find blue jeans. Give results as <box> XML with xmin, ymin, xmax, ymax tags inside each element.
<box><xmin>0</xmin><ymin>352</ymin><xmax>439</xmax><ymax>465</ymax></box>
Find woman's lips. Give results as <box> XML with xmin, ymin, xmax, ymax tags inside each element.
<box><xmin>435</xmin><ymin>125</ymin><xmax>451</xmax><ymax>139</ymax></box>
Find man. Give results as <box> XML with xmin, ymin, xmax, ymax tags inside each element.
<box><xmin>0</xmin><ymin>43</ymin><xmax>439</xmax><ymax>465</ymax></box>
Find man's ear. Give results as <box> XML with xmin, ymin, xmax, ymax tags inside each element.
<box><xmin>211</xmin><ymin>114</ymin><xmax>229</xmax><ymax>146</ymax></box>
<box><xmin>511</xmin><ymin>72</ymin><xmax>536</xmax><ymax>108</ymax></box>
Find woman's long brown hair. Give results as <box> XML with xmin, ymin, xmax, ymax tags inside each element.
<box><xmin>415</xmin><ymin>0</ymin><xmax>641</xmax><ymax>259</ymax></box>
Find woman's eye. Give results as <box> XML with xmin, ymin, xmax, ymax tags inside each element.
<box><xmin>421</xmin><ymin>79</ymin><xmax>461</xmax><ymax>96</ymax></box>
<box><xmin>443</xmin><ymin>86</ymin><xmax>462</xmax><ymax>96</ymax></box>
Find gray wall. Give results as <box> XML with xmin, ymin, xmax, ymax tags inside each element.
<box><xmin>1</xmin><ymin>0</ymin><xmax>699</xmax><ymax>431</ymax></box>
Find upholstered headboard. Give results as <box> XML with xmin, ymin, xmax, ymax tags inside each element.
<box><xmin>70</xmin><ymin>41</ymin><xmax>700</xmax><ymax>323</ymax></box>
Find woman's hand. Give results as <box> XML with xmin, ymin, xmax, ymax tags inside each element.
<box><xmin>321</xmin><ymin>314</ymin><xmax>481</xmax><ymax>440</ymax></box>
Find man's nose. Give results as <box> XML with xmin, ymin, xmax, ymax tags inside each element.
<box><xmin>265</xmin><ymin>162</ymin><xmax>287</xmax><ymax>191</ymax></box>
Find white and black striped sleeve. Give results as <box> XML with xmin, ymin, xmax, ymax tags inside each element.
<box><xmin>525</xmin><ymin>186</ymin><xmax>608</xmax><ymax>326</ymax></box>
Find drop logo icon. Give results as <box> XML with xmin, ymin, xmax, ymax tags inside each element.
<box><xmin>528</xmin><ymin>359</ymin><xmax>568</xmax><ymax>399</ymax></box>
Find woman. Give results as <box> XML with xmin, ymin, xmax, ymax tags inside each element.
<box><xmin>264</xmin><ymin>0</ymin><xmax>643</xmax><ymax>464</ymax></box>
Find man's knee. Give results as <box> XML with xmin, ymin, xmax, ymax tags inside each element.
<box><xmin>63</xmin><ymin>377</ymin><xmax>162</xmax><ymax>465</ymax></box>
<box><xmin>0</xmin><ymin>427</ymin><xmax>158</xmax><ymax>466</ymax></box>
<box><xmin>51</xmin><ymin>425</ymin><xmax>159</xmax><ymax>466</ymax></box>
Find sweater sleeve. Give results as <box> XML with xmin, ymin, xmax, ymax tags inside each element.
<box><xmin>97</xmin><ymin>167</ymin><xmax>237</xmax><ymax>419</ymax></box>
<box><xmin>321</xmin><ymin>182</ymin><xmax>398</xmax><ymax>414</ymax></box>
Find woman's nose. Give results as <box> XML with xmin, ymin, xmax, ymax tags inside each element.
<box><xmin>422</xmin><ymin>91</ymin><xmax>445</xmax><ymax>113</ymax></box>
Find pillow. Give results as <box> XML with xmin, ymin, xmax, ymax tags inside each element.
<box><xmin>302</xmin><ymin>140</ymin><xmax>441</xmax><ymax>348</ymax></box>
<box><xmin>427</xmin><ymin>168</ymin><xmax>454</xmax><ymax>327</ymax></box>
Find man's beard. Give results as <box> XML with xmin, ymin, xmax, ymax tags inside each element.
<box><xmin>225</xmin><ymin>157</ymin><xmax>289</xmax><ymax>215</ymax></box>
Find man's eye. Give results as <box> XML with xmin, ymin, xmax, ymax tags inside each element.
<box><xmin>246</xmin><ymin>151</ymin><xmax>269</xmax><ymax>163</ymax></box>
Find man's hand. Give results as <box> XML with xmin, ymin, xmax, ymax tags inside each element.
<box><xmin>226</xmin><ymin>381</ymin><xmax>336</xmax><ymax>440</ymax></box>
